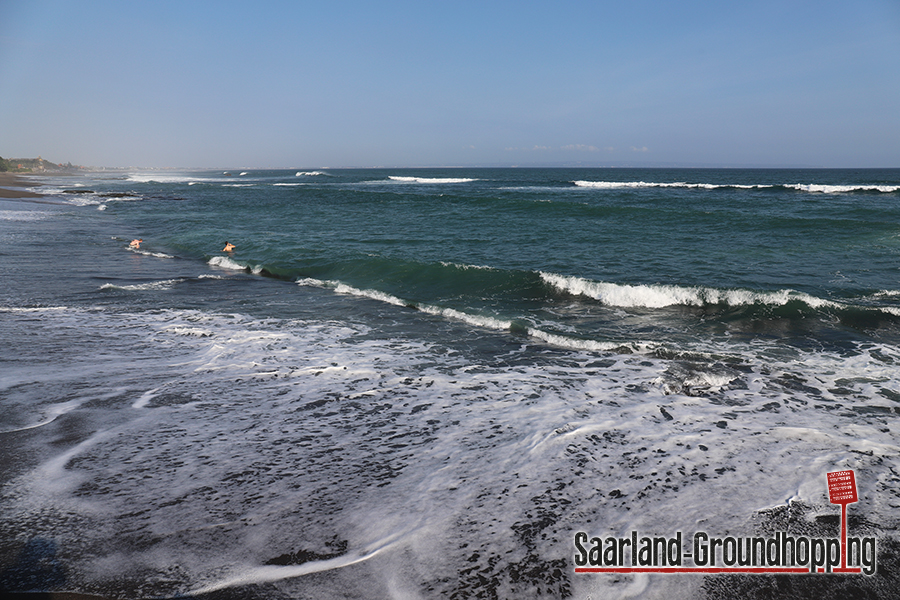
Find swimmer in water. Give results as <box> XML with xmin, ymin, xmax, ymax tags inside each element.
<box><xmin>129</xmin><ymin>239</ymin><xmax>143</xmax><ymax>249</ymax></box>
<box><xmin>223</xmin><ymin>241</ymin><xmax>236</xmax><ymax>252</ymax></box>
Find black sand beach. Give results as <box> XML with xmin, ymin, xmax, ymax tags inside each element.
<box><xmin>0</xmin><ymin>173</ymin><xmax>42</xmax><ymax>199</ymax></box>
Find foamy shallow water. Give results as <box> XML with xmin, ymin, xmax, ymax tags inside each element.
<box><xmin>2</xmin><ymin>169</ymin><xmax>900</xmax><ymax>598</ymax></box>
<box><xmin>1</xmin><ymin>303</ymin><xmax>898</xmax><ymax>599</ymax></box>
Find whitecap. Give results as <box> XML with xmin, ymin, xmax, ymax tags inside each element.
<box><xmin>439</xmin><ymin>261</ymin><xmax>497</xmax><ymax>271</ymax></box>
<box><xmin>526</xmin><ymin>328</ymin><xmax>635</xmax><ymax>352</ymax></box>
<box><xmin>418</xmin><ymin>304</ymin><xmax>512</xmax><ymax>331</ymax></box>
<box><xmin>787</xmin><ymin>183</ymin><xmax>900</xmax><ymax>194</ymax></box>
<box><xmin>128</xmin><ymin>247</ymin><xmax>175</xmax><ymax>259</ymax></box>
<box><xmin>539</xmin><ymin>272</ymin><xmax>840</xmax><ymax>310</ymax></box>
<box><xmin>572</xmin><ymin>180</ymin><xmax>770</xmax><ymax>190</ymax></box>
<box><xmin>208</xmin><ymin>256</ymin><xmax>248</xmax><ymax>271</ymax></box>
<box><xmin>388</xmin><ymin>176</ymin><xmax>477</xmax><ymax>184</ymax></box>
<box><xmin>332</xmin><ymin>283</ymin><xmax>408</xmax><ymax>307</ymax></box>
<box><xmin>100</xmin><ymin>278</ymin><xmax>184</xmax><ymax>291</ymax></box>
<box><xmin>65</xmin><ymin>196</ymin><xmax>103</xmax><ymax>207</ymax></box>
<box><xmin>128</xmin><ymin>174</ymin><xmax>198</xmax><ymax>184</ymax></box>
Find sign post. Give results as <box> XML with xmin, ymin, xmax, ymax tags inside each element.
<box><xmin>827</xmin><ymin>470</ymin><xmax>858</xmax><ymax>570</ymax></box>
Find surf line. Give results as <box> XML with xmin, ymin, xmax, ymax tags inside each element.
<box><xmin>573</xmin><ymin>470</ymin><xmax>876</xmax><ymax>575</ymax></box>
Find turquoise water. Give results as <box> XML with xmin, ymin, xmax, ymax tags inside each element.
<box><xmin>1</xmin><ymin>168</ymin><xmax>899</xmax><ymax>599</ymax></box>
<box><xmin>86</xmin><ymin>169</ymin><xmax>900</xmax><ymax>350</ymax></box>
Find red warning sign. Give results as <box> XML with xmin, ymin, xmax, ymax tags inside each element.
<box><xmin>827</xmin><ymin>470</ymin><xmax>858</xmax><ymax>505</ymax></box>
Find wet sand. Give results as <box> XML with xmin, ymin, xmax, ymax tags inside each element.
<box><xmin>0</xmin><ymin>173</ymin><xmax>42</xmax><ymax>198</ymax></box>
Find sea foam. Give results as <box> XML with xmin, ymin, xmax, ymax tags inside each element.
<box><xmin>539</xmin><ymin>272</ymin><xmax>840</xmax><ymax>310</ymax></box>
<box><xmin>100</xmin><ymin>279</ymin><xmax>184</xmax><ymax>291</ymax></box>
<box><xmin>786</xmin><ymin>183</ymin><xmax>900</xmax><ymax>193</ymax></box>
<box><xmin>573</xmin><ymin>180</ymin><xmax>900</xmax><ymax>193</ymax></box>
<box><xmin>208</xmin><ymin>256</ymin><xmax>243</xmax><ymax>270</ymax></box>
<box><xmin>573</xmin><ymin>180</ymin><xmax>764</xmax><ymax>190</ymax></box>
<box><xmin>388</xmin><ymin>176</ymin><xmax>477</xmax><ymax>184</ymax></box>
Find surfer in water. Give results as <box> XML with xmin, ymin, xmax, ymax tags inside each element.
<box><xmin>129</xmin><ymin>239</ymin><xmax>143</xmax><ymax>249</ymax></box>
<box><xmin>223</xmin><ymin>241</ymin><xmax>236</xmax><ymax>252</ymax></box>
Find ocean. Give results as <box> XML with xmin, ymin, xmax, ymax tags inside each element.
<box><xmin>1</xmin><ymin>167</ymin><xmax>899</xmax><ymax>599</ymax></box>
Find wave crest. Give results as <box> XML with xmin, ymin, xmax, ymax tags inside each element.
<box><xmin>573</xmin><ymin>180</ymin><xmax>900</xmax><ymax>193</ymax></box>
<box><xmin>100</xmin><ymin>279</ymin><xmax>184</xmax><ymax>291</ymax></box>
<box><xmin>208</xmin><ymin>256</ymin><xmax>257</xmax><ymax>272</ymax></box>
<box><xmin>573</xmin><ymin>180</ymin><xmax>762</xmax><ymax>190</ymax></box>
<box><xmin>389</xmin><ymin>176</ymin><xmax>477</xmax><ymax>184</ymax></box>
<box><xmin>786</xmin><ymin>183</ymin><xmax>900</xmax><ymax>193</ymax></box>
<box><xmin>539</xmin><ymin>272</ymin><xmax>838</xmax><ymax>310</ymax></box>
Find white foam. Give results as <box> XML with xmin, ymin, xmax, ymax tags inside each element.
<box><xmin>298</xmin><ymin>276</ymin><xmax>652</xmax><ymax>350</ymax></box>
<box><xmin>527</xmin><ymin>327</ymin><xmax>635</xmax><ymax>352</ymax></box>
<box><xmin>333</xmin><ymin>282</ymin><xmax>408</xmax><ymax>307</ymax></box>
<box><xmin>0</xmin><ymin>399</ymin><xmax>83</xmax><ymax>433</ymax></box>
<box><xmin>418</xmin><ymin>304</ymin><xmax>512</xmax><ymax>332</ymax></box>
<box><xmin>0</xmin><ymin>305</ymin><xmax>72</xmax><ymax>313</ymax></box>
<box><xmin>189</xmin><ymin>534</ymin><xmax>402</xmax><ymax>595</ymax></box>
<box><xmin>296</xmin><ymin>278</ymin><xmax>409</xmax><ymax>307</ymax></box>
<box><xmin>208</xmin><ymin>255</ymin><xmax>248</xmax><ymax>271</ymax></box>
<box><xmin>540</xmin><ymin>272</ymin><xmax>840</xmax><ymax>310</ymax></box>
<box><xmin>296</xmin><ymin>171</ymin><xmax>329</xmax><ymax>177</ymax></box>
<box><xmin>131</xmin><ymin>388</ymin><xmax>159</xmax><ymax>409</ymax></box>
<box><xmin>128</xmin><ymin>174</ymin><xmax>198</xmax><ymax>184</ymax></box>
<box><xmin>3</xmin><ymin>304</ymin><xmax>898</xmax><ymax>599</ymax></box>
<box><xmin>163</xmin><ymin>325</ymin><xmax>215</xmax><ymax>337</ymax></box>
<box><xmin>0</xmin><ymin>209</ymin><xmax>52</xmax><ymax>221</ymax></box>
<box><xmin>128</xmin><ymin>247</ymin><xmax>175</xmax><ymax>259</ymax></box>
<box><xmin>100</xmin><ymin>279</ymin><xmax>184</xmax><ymax>291</ymax></box>
<box><xmin>573</xmin><ymin>180</ymin><xmax>764</xmax><ymax>190</ymax></box>
<box><xmin>572</xmin><ymin>180</ymin><xmax>900</xmax><ymax>193</ymax></box>
<box><xmin>439</xmin><ymin>261</ymin><xmax>497</xmax><ymax>271</ymax></box>
<box><xmin>388</xmin><ymin>176</ymin><xmax>477</xmax><ymax>184</ymax></box>
<box><xmin>65</xmin><ymin>195</ymin><xmax>104</xmax><ymax>207</ymax></box>
<box><xmin>788</xmin><ymin>183</ymin><xmax>900</xmax><ymax>193</ymax></box>
<box><xmin>295</xmin><ymin>277</ymin><xmax>328</xmax><ymax>287</ymax></box>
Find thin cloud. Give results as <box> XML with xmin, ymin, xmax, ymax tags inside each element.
<box><xmin>562</xmin><ymin>144</ymin><xmax>601</xmax><ymax>152</ymax></box>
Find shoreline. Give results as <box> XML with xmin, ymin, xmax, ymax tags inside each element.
<box><xmin>0</xmin><ymin>172</ymin><xmax>43</xmax><ymax>198</ymax></box>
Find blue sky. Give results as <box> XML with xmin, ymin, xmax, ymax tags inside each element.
<box><xmin>2</xmin><ymin>0</ymin><xmax>899</xmax><ymax>168</ymax></box>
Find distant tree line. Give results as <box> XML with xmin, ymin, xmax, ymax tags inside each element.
<box><xmin>0</xmin><ymin>156</ymin><xmax>9</xmax><ymax>172</ymax></box>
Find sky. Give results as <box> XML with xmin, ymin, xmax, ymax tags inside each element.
<box><xmin>1</xmin><ymin>0</ymin><xmax>899</xmax><ymax>169</ymax></box>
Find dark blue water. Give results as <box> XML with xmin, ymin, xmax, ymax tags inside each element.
<box><xmin>1</xmin><ymin>168</ymin><xmax>899</xmax><ymax>599</ymax></box>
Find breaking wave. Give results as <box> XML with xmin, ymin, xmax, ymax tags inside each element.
<box><xmin>100</xmin><ymin>279</ymin><xmax>185</xmax><ymax>291</ymax></box>
<box><xmin>573</xmin><ymin>180</ymin><xmax>763</xmax><ymax>190</ymax></box>
<box><xmin>388</xmin><ymin>176</ymin><xmax>477</xmax><ymax>184</ymax></box>
<box><xmin>785</xmin><ymin>183</ymin><xmax>900</xmax><ymax>193</ymax></box>
<box><xmin>539</xmin><ymin>272</ymin><xmax>840</xmax><ymax>310</ymax></box>
<box><xmin>573</xmin><ymin>180</ymin><xmax>900</xmax><ymax>193</ymax></box>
